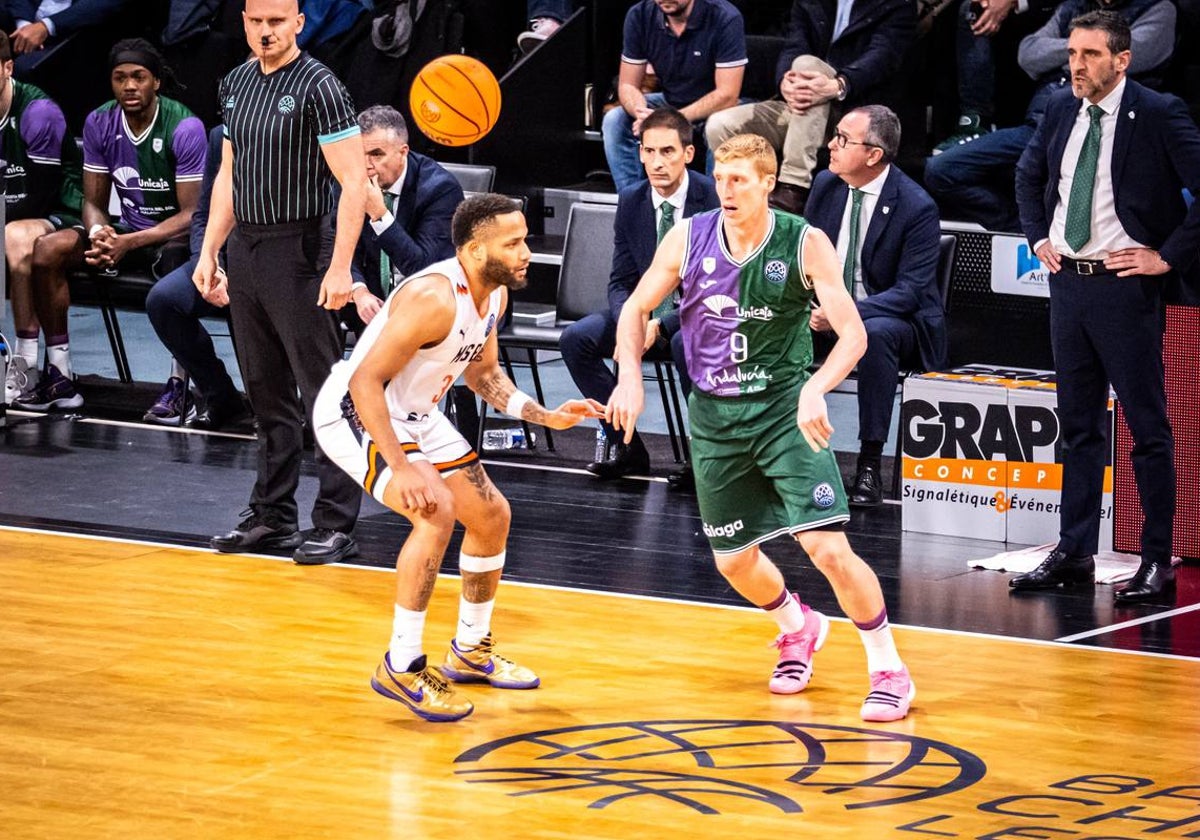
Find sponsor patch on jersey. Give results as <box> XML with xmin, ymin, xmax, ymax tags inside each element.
<box><xmin>764</xmin><ymin>259</ymin><xmax>787</xmax><ymax>284</ymax></box>
<box><xmin>278</xmin><ymin>95</ymin><xmax>296</xmax><ymax>115</ymax></box>
<box><xmin>111</xmin><ymin>166</ymin><xmax>139</xmax><ymax>188</ymax></box>
<box><xmin>812</xmin><ymin>482</ymin><xmax>837</xmax><ymax>510</ymax></box>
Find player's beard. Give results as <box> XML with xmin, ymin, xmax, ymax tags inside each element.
<box><xmin>481</xmin><ymin>255</ymin><xmax>528</xmax><ymax>291</ymax></box>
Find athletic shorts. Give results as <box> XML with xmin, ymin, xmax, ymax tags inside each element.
<box><xmin>688</xmin><ymin>378</ymin><xmax>850</xmax><ymax>555</ymax></box>
<box><xmin>313</xmin><ymin>381</ymin><xmax>479</xmax><ymax>506</ymax></box>
<box><xmin>47</xmin><ymin>211</ymin><xmax>83</xmax><ymax>231</ymax></box>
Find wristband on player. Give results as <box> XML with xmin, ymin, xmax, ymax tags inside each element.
<box><xmin>505</xmin><ymin>391</ymin><xmax>533</xmax><ymax>419</ymax></box>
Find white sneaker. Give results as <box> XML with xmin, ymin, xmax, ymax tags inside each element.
<box><xmin>517</xmin><ymin>17</ymin><xmax>561</xmax><ymax>53</ymax></box>
<box><xmin>5</xmin><ymin>357</ymin><xmax>40</xmax><ymax>405</ymax></box>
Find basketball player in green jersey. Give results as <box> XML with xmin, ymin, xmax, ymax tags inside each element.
<box><xmin>608</xmin><ymin>134</ymin><xmax>915</xmax><ymax>722</ymax></box>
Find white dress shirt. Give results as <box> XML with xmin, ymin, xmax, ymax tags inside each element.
<box><xmin>835</xmin><ymin>165</ymin><xmax>889</xmax><ymax>301</ymax></box>
<box><xmin>370</xmin><ymin>162</ymin><xmax>409</xmax><ymax>236</ymax></box>
<box><xmin>1048</xmin><ymin>77</ymin><xmax>1146</xmax><ymax>260</ymax></box>
<box><xmin>651</xmin><ymin>170</ymin><xmax>689</xmax><ymax>228</ymax></box>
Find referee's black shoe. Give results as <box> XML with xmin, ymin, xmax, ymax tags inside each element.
<box><xmin>212</xmin><ymin>509</ymin><xmax>303</xmax><ymax>553</ymax></box>
<box><xmin>293</xmin><ymin>528</ymin><xmax>359</xmax><ymax>565</ymax></box>
<box><xmin>848</xmin><ymin>464</ymin><xmax>882</xmax><ymax>508</ymax></box>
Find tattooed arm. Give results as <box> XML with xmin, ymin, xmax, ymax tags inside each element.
<box><xmin>462</xmin><ymin>288</ymin><xmax>605</xmax><ymax>429</ymax></box>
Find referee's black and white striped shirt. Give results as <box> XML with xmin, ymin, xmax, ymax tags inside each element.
<box><xmin>219</xmin><ymin>52</ymin><xmax>359</xmax><ymax>226</ymax></box>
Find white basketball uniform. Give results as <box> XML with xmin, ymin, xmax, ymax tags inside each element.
<box><xmin>315</xmin><ymin>257</ymin><xmax>504</xmax><ymax>504</ymax></box>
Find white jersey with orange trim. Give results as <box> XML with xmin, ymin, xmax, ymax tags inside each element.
<box><xmin>327</xmin><ymin>256</ymin><xmax>504</xmax><ymax>421</ymax></box>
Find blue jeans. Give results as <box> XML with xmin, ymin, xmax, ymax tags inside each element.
<box><xmin>145</xmin><ymin>258</ymin><xmax>240</xmax><ymax>406</ymax></box>
<box><xmin>528</xmin><ymin>0</ymin><xmax>575</xmax><ymax>21</ymax></box>
<box><xmin>956</xmin><ymin>0</ymin><xmax>994</xmax><ymax>119</ymax></box>
<box><xmin>924</xmin><ymin>80</ymin><xmax>1062</xmax><ymax>231</ymax></box>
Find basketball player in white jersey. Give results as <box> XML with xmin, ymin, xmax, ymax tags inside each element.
<box><xmin>314</xmin><ymin>194</ymin><xmax>602</xmax><ymax>722</ymax></box>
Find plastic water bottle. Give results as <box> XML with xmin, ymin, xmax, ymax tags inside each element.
<box><xmin>594</xmin><ymin>427</ymin><xmax>608</xmax><ymax>461</ymax></box>
<box><xmin>482</xmin><ymin>427</ymin><xmax>528</xmax><ymax>450</ymax></box>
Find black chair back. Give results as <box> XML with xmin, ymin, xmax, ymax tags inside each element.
<box><xmin>556</xmin><ymin>203</ymin><xmax>618</xmax><ymax>323</ymax></box>
<box><xmin>937</xmin><ymin>234</ymin><xmax>957</xmax><ymax>311</ymax></box>
<box><xmin>443</xmin><ymin>163</ymin><xmax>497</xmax><ymax>194</ymax></box>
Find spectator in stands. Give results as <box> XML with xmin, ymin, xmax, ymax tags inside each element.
<box><xmin>0</xmin><ymin>0</ymin><xmax>129</xmax><ymax>76</ymax></box>
<box><xmin>15</xmin><ymin>38</ymin><xmax>205</xmax><ymax>412</ymax></box>
<box><xmin>924</xmin><ymin>0</ymin><xmax>1175</xmax><ymax>231</ymax></box>
<box><xmin>805</xmin><ymin>105</ymin><xmax>946</xmax><ymax>507</ymax></box>
<box><xmin>602</xmin><ymin>0</ymin><xmax>747</xmax><ymax>191</ymax></box>
<box><xmin>339</xmin><ymin>105</ymin><xmax>462</xmax><ymax>331</ymax></box>
<box><xmin>932</xmin><ymin>0</ymin><xmax>1057</xmax><ymax>155</ymax></box>
<box><xmin>0</xmin><ymin>30</ymin><xmax>83</xmax><ymax>406</ymax></box>
<box><xmin>518</xmin><ymin>0</ymin><xmax>577</xmax><ymax>53</ymax></box>
<box><xmin>704</xmin><ymin>0</ymin><xmax>915</xmax><ymax>215</ymax></box>
<box><xmin>561</xmin><ymin>107</ymin><xmax>718</xmax><ymax>486</ymax></box>
<box><xmin>1012</xmin><ymin>11</ymin><xmax>1200</xmax><ymax>602</ymax></box>
<box><xmin>143</xmin><ymin>126</ymin><xmax>248</xmax><ymax>430</ymax></box>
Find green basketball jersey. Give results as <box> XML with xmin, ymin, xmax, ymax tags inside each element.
<box><xmin>678</xmin><ymin>209</ymin><xmax>816</xmax><ymax>397</ymax></box>
<box><xmin>1</xmin><ymin>80</ymin><xmax>83</xmax><ymax>219</ymax></box>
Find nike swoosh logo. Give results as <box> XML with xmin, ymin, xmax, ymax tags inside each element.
<box><xmin>699</xmin><ymin>280</ymin><xmax>717</xmax><ymax>289</ymax></box>
<box><xmin>399</xmin><ymin>682</ymin><xmax>424</xmax><ymax>703</ymax></box>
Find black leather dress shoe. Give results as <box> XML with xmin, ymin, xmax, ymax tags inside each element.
<box><xmin>189</xmin><ymin>394</ymin><xmax>249</xmax><ymax>431</ymax></box>
<box><xmin>667</xmin><ymin>463</ymin><xmax>694</xmax><ymax>491</ymax></box>
<box><xmin>848</xmin><ymin>464</ymin><xmax>882</xmax><ymax>508</ymax></box>
<box><xmin>1114</xmin><ymin>560</ymin><xmax>1175</xmax><ymax>603</ymax></box>
<box><xmin>586</xmin><ymin>443</ymin><xmax>650</xmax><ymax>479</ymax></box>
<box><xmin>1009</xmin><ymin>548</ymin><xmax>1095</xmax><ymax>590</ymax></box>
<box><xmin>211</xmin><ymin>510</ymin><xmax>303</xmax><ymax>553</ymax></box>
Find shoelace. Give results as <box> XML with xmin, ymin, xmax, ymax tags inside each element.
<box><xmin>870</xmin><ymin>670</ymin><xmax>907</xmax><ymax>695</ymax></box>
<box><xmin>417</xmin><ymin>666</ymin><xmax>454</xmax><ymax>697</ymax></box>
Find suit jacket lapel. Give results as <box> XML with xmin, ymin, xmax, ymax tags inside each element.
<box><xmin>816</xmin><ymin>179</ymin><xmax>849</xmax><ymax>240</ymax></box>
<box><xmin>859</xmin><ymin>170</ymin><xmax>898</xmax><ymax>284</ymax></box>
<box><xmin>1111</xmin><ymin>81</ymin><xmax>1138</xmax><ymax>197</ymax></box>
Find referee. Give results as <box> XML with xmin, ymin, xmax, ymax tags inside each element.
<box><xmin>195</xmin><ymin>0</ymin><xmax>365</xmax><ymax>565</ymax></box>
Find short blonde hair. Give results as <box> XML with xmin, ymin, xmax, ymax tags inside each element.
<box><xmin>713</xmin><ymin>133</ymin><xmax>778</xmax><ymax>179</ymax></box>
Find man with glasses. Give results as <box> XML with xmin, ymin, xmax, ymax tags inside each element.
<box><xmin>704</xmin><ymin>0</ymin><xmax>915</xmax><ymax>215</ymax></box>
<box><xmin>804</xmin><ymin>105</ymin><xmax>946</xmax><ymax>507</ymax></box>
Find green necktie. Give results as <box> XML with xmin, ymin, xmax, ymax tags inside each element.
<box><xmin>843</xmin><ymin>188</ymin><xmax>864</xmax><ymax>295</ymax></box>
<box><xmin>652</xmin><ymin>201</ymin><xmax>677</xmax><ymax>321</ymax></box>
<box><xmin>1064</xmin><ymin>105</ymin><xmax>1104</xmax><ymax>253</ymax></box>
<box><xmin>379</xmin><ymin>192</ymin><xmax>398</xmax><ymax>296</ymax></box>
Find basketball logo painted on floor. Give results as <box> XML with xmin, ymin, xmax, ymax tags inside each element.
<box><xmin>455</xmin><ymin>719</ymin><xmax>987</xmax><ymax>815</ymax></box>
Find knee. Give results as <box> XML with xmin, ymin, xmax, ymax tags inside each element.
<box><xmin>923</xmin><ymin>155</ymin><xmax>954</xmax><ymax>193</ymax></box>
<box><xmin>31</xmin><ymin>233</ymin><xmax>71</xmax><ymax>273</ymax></box>
<box><xmin>487</xmin><ymin>493</ymin><xmax>512</xmax><ymax>536</ymax></box>
<box><xmin>790</xmin><ymin>54</ymin><xmax>832</xmax><ymax>77</ymax></box>
<box><xmin>601</xmin><ymin>105</ymin><xmax>629</xmax><ymax>138</ymax></box>
<box><xmin>5</xmin><ymin>222</ymin><xmax>40</xmax><ymax>263</ymax></box>
<box><xmin>807</xmin><ymin>542</ymin><xmax>852</xmax><ymax>580</ymax></box>
<box><xmin>713</xmin><ymin>548</ymin><xmax>756</xmax><ymax>580</ymax></box>
<box><xmin>408</xmin><ymin>485</ymin><xmax>458</xmax><ymax>533</ymax></box>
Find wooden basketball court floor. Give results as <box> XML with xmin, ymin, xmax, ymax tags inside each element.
<box><xmin>2</xmin><ymin>414</ymin><xmax>1199</xmax><ymax>839</ymax></box>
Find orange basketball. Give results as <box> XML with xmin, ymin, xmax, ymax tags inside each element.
<box><xmin>409</xmin><ymin>54</ymin><xmax>502</xmax><ymax>147</ymax></box>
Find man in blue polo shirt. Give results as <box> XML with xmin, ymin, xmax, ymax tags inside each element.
<box><xmin>602</xmin><ymin>0</ymin><xmax>747</xmax><ymax>191</ymax></box>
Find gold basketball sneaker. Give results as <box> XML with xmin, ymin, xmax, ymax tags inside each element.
<box><xmin>440</xmin><ymin>634</ymin><xmax>541</xmax><ymax>689</ymax></box>
<box><xmin>371</xmin><ymin>653</ymin><xmax>474</xmax><ymax>722</ymax></box>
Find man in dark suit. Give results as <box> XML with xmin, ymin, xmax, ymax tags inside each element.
<box><xmin>1013</xmin><ymin>11</ymin><xmax>1200</xmax><ymax>601</ymax></box>
<box><xmin>704</xmin><ymin>0</ymin><xmax>915</xmax><ymax>214</ymax></box>
<box><xmin>806</xmin><ymin>104</ymin><xmax>947</xmax><ymax>507</ymax></box>
<box><xmin>343</xmin><ymin>105</ymin><xmax>463</xmax><ymax>328</ymax></box>
<box><xmin>561</xmin><ymin>107</ymin><xmax>719</xmax><ymax>485</ymax></box>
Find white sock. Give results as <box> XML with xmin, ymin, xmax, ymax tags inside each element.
<box><xmin>856</xmin><ymin>613</ymin><xmax>904</xmax><ymax>673</ymax></box>
<box><xmin>16</xmin><ymin>337</ymin><xmax>38</xmax><ymax>368</ymax></box>
<box><xmin>457</xmin><ymin>596</ymin><xmax>495</xmax><ymax>647</ymax></box>
<box><xmin>765</xmin><ymin>591</ymin><xmax>806</xmax><ymax>634</ymax></box>
<box><xmin>389</xmin><ymin>604</ymin><xmax>427</xmax><ymax>671</ymax></box>
<box><xmin>170</xmin><ymin>358</ymin><xmax>187</xmax><ymax>380</ymax></box>
<box><xmin>46</xmin><ymin>343</ymin><xmax>70</xmax><ymax>379</ymax></box>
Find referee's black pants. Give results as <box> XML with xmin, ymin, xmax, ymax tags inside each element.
<box><xmin>227</xmin><ymin>219</ymin><xmax>361</xmax><ymax>532</ymax></box>
<box><xmin>1049</xmin><ymin>270</ymin><xmax>1175</xmax><ymax>563</ymax></box>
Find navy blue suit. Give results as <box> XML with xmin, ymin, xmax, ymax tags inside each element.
<box><xmin>805</xmin><ymin>167</ymin><xmax>946</xmax><ymax>443</ymax></box>
<box><xmin>345</xmin><ymin>151</ymin><xmax>463</xmax><ymax>300</ymax></box>
<box><xmin>1016</xmin><ymin>79</ymin><xmax>1200</xmax><ymax>562</ymax></box>
<box><xmin>560</xmin><ymin>172</ymin><xmax>719</xmax><ymax>447</ymax></box>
